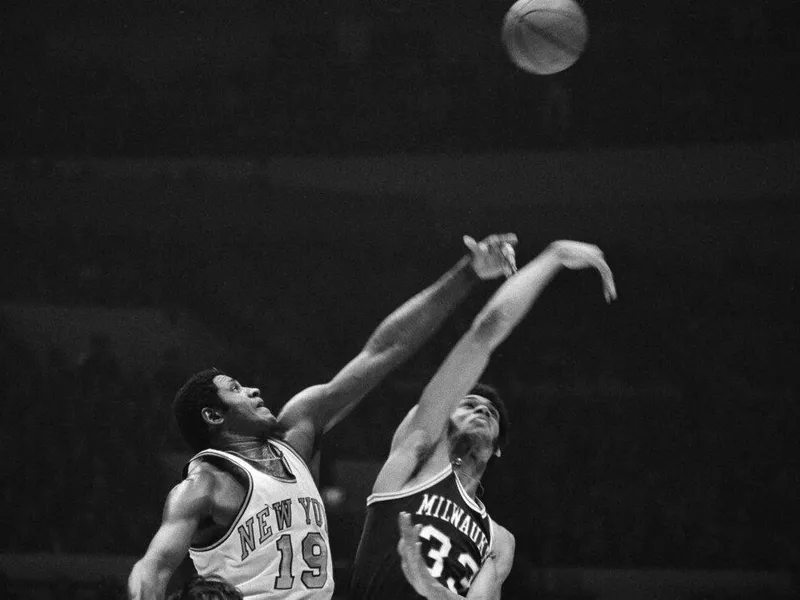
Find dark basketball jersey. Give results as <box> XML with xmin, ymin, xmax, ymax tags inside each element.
<box><xmin>350</xmin><ymin>464</ymin><xmax>494</xmax><ymax>599</ymax></box>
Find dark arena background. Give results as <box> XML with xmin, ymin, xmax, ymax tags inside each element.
<box><xmin>1</xmin><ymin>0</ymin><xmax>798</xmax><ymax>598</ymax></box>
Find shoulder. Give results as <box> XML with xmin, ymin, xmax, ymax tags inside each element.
<box><xmin>185</xmin><ymin>455</ymin><xmax>241</xmax><ymax>491</ymax></box>
<box><xmin>186</xmin><ymin>453</ymin><xmax>228</xmax><ymax>478</ymax></box>
<box><xmin>371</xmin><ymin>429</ymin><xmax>449</xmax><ymax>495</ymax></box>
<box><xmin>163</xmin><ymin>462</ymin><xmax>222</xmax><ymax>519</ymax></box>
<box><xmin>489</xmin><ymin>520</ymin><xmax>516</xmax><ymax>570</ymax></box>
<box><xmin>275</xmin><ymin>385</ymin><xmax>328</xmax><ymax>462</ymax></box>
<box><xmin>491</xmin><ymin>520</ymin><xmax>515</xmax><ymax>549</ymax></box>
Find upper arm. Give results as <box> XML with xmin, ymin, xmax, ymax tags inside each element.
<box><xmin>277</xmin><ymin>346</ymin><xmax>400</xmax><ymax>455</ymax></box>
<box><xmin>151</xmin><ymin>480</ymin><xmax>210</xmax><ymax>565</ymax></box>
<box><xmin>128</xmin><ymin>472</ymin><xmax>214</xmax><ymax>598</ymax></box>
<box><xmin>394</xmin><ymin>321</ymin><xmax>496</xmax><ymax>453</ymax></box>
<box><xmin>372</xmin><ymin>323</ymin><xmax>497</xmax><ymax>493</ymax></box>
<box><xmin>465</xmin><ymin>524</ymin><xmax>516</xmax><ymax>600</ymax></box>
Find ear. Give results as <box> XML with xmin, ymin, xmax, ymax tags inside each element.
<box><xmin>494</xmin><ymin>448</ymin><xmax>502</xmax><ymax>458</ymax></box>
<box><xmin>201</xmin><ymin>407</ymin><xmax>224</xmax><ymax>426</ymax></box>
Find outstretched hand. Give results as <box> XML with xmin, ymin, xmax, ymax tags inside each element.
<box><xmin>464</xmin><ymin>233</ymin><xmax>518</xmax><ymax>280</ymax></box>
<box><xmin>549</xmin><ymin>240</ymin><xmax>618</xmax><ymax>303</ymax></box>
<box><xmin>397</xmin><ymin>512</ymin><xmax>444</xmax><ymax>598</ymax></box>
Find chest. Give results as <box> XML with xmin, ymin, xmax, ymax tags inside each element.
<box><xmin>201</xmin><ymin>475</ymin><xmax>329</xmax><ymax>565</ymax></box>
<box><xmin>195</xmin><ymin>461</ymin><xmax>320</xmax><ymax>544</ymax></box>
<box><xmin>225</xmin><ymin>467</ymin><xmax>325</xmax><ymax>528</ymax></box>
<box><xmin>410</xmin><ymin>495</ymin><xmax>492</xmax><ymax>595</ymax></box>
<box><xmin>413</xmin><ymin>493</ymin><xmax>491</xmax><ymax>556</ymax></box>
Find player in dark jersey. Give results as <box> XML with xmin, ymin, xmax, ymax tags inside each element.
<box><xmin>350</xmin><ymin>240</ymin><xmax>617</xmax><ymax>600</ymax></box>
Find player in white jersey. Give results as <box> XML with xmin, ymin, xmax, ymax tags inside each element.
<box><xmin>185</xmin><ymin>439</ymin><xmax>334</xmax><ymax>599</ymax></box>
<box><xmin>127</xmin><ymin>233</ymin><xmax>518</xmax><ymax>600</ymax></box>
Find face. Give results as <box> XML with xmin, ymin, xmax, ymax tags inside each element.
<box><xmin>210</xmin><ymin>374</ymin><xmax>279</xmax><ymax>435</ymax></box>
<box><xmin>450</xmin><ymin>394</ymin><xmax>501</xmax><ymax>450</ymax></box>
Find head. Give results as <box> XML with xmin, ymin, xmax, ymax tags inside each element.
<box><xmin>173</xmin><ymin>368</ymin><xmax>282</xmax><ymax>452</ymax></box>
<box><xmin>168</xmin><ymin>575</ymin><xmax>243</xmax><ymax>600</ymax></box>
<box><xmin>449</xmin><ymin>383</ymin><xmax>510</xmax><ymax>460</ymax></box>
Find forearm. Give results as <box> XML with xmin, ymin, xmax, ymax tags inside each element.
<box><xmin>473</xmin><ymin>245</ymin><xmax>563</xmax><ymax>350</ymax></box>
<box><xmin>297</xmin><ymin>255</ymin><xmax>483</xmax><ymax>438</ymax></box>
<box><xmin>128</xmin><ymin>560</ymin><xmax>169</xmax><ymax>600</ymax></box>
<box><xmin>365</xmin><ymin>255</ymin><xmax>481</xmax><ymax>358</ymax></box>
<box><xmin>424</xmin><ymin>587</ymin><xmax>462</xmax><ymax>600</ymax></box>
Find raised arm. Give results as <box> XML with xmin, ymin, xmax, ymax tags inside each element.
<box><xmin>277</xmin><ymin>234</ymin><xmax>518</xmax><ymax>462</ymax></box>
<box><xmin>128</xmin><ymin>472</ymin><xmax>214</xmax><ymax>600</ymax></box>
<box><xmin>377</xmin><ymin>240</ymin><xmax>616</xmax><ymax>486</ymax></box>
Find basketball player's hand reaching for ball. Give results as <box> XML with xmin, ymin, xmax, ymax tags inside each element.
<box><xmin>549</xmin><ymin>240</ymin><xmax>618</xmax><ymax>303</ymax></box>
<box><xmin>464</xmin><ymin>233</ymin><xmax>518</xmax><ymax>280</ymax></box>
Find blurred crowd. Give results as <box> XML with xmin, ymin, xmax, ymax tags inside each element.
<box><xmin>1</xmin><ymin>189</ymin><xmax>796</xmax><ymax>585</ymax></box>
<box><xmin>2</xmin><ymin>2</ymin><xmax>798</xmax><ymax>597</ymax></box>
<box><xmin>2</xmin><ymin>0</ymin><xmax>798</xmax><ymax>157</ymax></box>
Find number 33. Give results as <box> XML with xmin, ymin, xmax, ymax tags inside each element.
<box><xmin>418</xmin><ymin>524</ymin><xmax>480</xmax><ymax>593</ymax></box>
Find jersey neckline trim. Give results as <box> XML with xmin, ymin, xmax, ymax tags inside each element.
<box><xmin>223</xmin><ymin>441</ymin><xmax>300</xmax><ymax>483</ymax></box>
<box><xmin>452</xmin><ymin>465</ymin><xmax>487</xmax><ymax>516</ymax></box>
<box><xmin>269</xmin><ymin>438</ymin><xmax>308</xmax><ymax>471</ymax></box>
<box><xmin>367</xmin><ymin>464</ymin><xmax>452</xmax><ymax>505</ymax></box>
<box><xmin>366</xmin><ymin>463</ymin><xmax>488</xmax><ymax>517</ymax></box>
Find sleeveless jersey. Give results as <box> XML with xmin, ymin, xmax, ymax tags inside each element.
<box><xmin>187</xmin><ymin>440</ymin><xmax>334</xmax><ymax>600</ymax></box>
<box><xmin>350</xmin><ymin>464</ymin><xmax>494</xmax><ymax>599</ymax></box>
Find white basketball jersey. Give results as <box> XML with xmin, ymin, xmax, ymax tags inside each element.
<box><xmin>188</xmin><ymin>440</ymin><xmax>334</xmax><ymax>600</ymax></box>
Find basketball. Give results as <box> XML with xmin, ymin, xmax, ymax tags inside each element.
<box><xmin>502</xmin><ymin>0</ymin><xmax>589</xmax><ymax>75</ymax></box>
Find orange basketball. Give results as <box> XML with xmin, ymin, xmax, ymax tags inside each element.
<box><xmin>502</xmin><ymin>0</ymin><xmax>589</xmax><ymax>75</ymax></box>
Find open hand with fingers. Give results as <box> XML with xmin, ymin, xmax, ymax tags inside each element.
<box><xmin>549</xmin><ymin>240</ymin><xmax>618</xmax><ymax>303</ymax></box>
<box><xmin>464</xmin><ymin>233</ymin><xmax>518</xmax><ymax>280</ymax></box>
<box><xmin>397</xmin><ymin>512</ymin><xmax>444</xmax><ymax>599</ymax></box>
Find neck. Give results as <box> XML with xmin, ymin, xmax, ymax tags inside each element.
<box><xmin>449</xmin><ymin>438</ymin><xmax>489</xmax><ymax>499</ymax></box>
<box><xmin>219</xmin><ymin>435</ymin><xmax>279</xmax><ymax>460</ymax></box>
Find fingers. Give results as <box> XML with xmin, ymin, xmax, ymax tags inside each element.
<box><xmin>601</xmin><ymin>268</ymin><xmax>617</xmax><ymax>303</ymax></box>
<box><xmin>485</xmin><ymin>233</ymin><xmax>518</xmax><ymax>247</ymax></box>
<box><xmin>465</xmin><ymin>233</ymin><xmax>519</xmax><ymax>279</ymax></box>
<box><xmin>398</xmin><ymin>511</ymin><xmax>418</xmax><ymax>543</ymax></box>
<box><xmin>397</xmin><ymin>512</ymin><xmax>428</xmax><ymax>593</ymax></box>
<box><xmin>586</xmin><ymin>249</ymin><xmax>615</xmax><ymax>303</ymax></box>
<box><xmin>591</xmin><ymin>256</ymin><xmax>617</xmax><ymax>303</ymax></box>
<box><xmin>465</xmin><ymin>233</ymin><xmax>518</xmax><ymax>251</ymax></box>
<box><xmin>397</xmin><ymin>513</ymin><xmax>424</xmax><ymax>561</ymax></box>
<box><xmin>500</xmin><ymin>243</ymin><xmax>517</xmax><ymax>277</ymax></box>
<box><xmin>464</xmin><ymin>235</ymin><xmax>490</xmax><ymax>258</ymax></box>
<box><xmin>481</xmin><ymin>233</ymin><xmax>518</xmax><ymax>255</ymax></box>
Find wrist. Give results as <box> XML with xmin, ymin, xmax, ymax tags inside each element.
<box><xmin>457</xmin><ymin>254</ymin><xmax>483</xmax><ymax>285</ymax></box>
<box><xmin>429</xmin><ymin>586</ymin><xmax>456</xmax><ymax>600</ymax></box>
<box><xmin>542</xmin><ymin>243</ymin><xmax>566</xmax><ymax>267</ymax></box>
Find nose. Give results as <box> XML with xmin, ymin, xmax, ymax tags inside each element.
<box><xmin>475</xmin><ymin>405</ymin><xmax>491</xmax><ymax>418</ymax></box>
<box><xmin>249</xmin><ymin>387</ymin><xmax>261</xmax><ymax>398</ymax></box>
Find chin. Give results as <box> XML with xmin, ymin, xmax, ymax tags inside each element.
<box><xmin>260</xmin><ymin>419</ymin><xmax>288</xmax><ymax>440</ymax></box>
<box><xmin>469</xmin><ymin>423</ymin><xmax>494</xmax><ymax>437</ymax></box>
